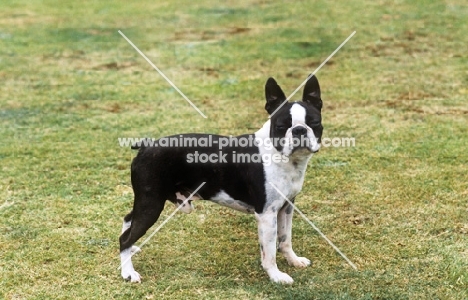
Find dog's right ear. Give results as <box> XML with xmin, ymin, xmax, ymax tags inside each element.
<box><xmin>265</xmin><ymin>77</ymin><xmax>286</xmax><ymax>115</ymax></box>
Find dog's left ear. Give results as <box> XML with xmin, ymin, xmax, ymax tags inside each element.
<box><xmin>302</xmin><ymin>74</ymin><xmax>322</xmax><ymax>111</ymax></box>
<box><xmin>265</xmin><ymin>77</ymin><xmax>287</xmax><ymax>115</ymax></box>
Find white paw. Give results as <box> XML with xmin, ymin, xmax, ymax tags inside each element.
<box><xmin>268</xmin><ymin>270</ymin><xmax>294</xmax><ymax>284</ymax></box>
<box><xmin>288</xmin><ymin>256</ymin><xmax>311</xmax><ymax>268</ymax></box>
<box><xmin>122</xmin><ymin>269</ymin><xmax>141</xmax><ymax>283</ymax></box>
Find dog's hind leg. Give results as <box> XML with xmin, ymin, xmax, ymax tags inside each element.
<box><xmin>119</xmin><ymin>194</ymin><xmax>166</xmax><ymax>283</ymax></box>
<box><xmin>121</xmin><ymin>211</ymin><xmax>133</xmax><ymax>233</ymax></box>
<box><xmin>121</xmin><ymin>211</ymin><xmax>141</xmax><ymax>254</ymax></box>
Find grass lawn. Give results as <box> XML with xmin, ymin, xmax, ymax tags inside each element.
<box><xmin>1</xmin><ymin>0</ymin><xmax>467</xmax><ymax>298</ymax></box>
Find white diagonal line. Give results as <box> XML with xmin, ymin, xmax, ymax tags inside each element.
<box><xmin>118</xmin><ymin>182</ymin><xmax>206</xmax><ymax>269</ymax></box>
<box><xmin>0</xmin><ymin>201</ymin><xmax>14</xmax><ymax>211</ymax></box>
<box><xmin>268</xmin><ymin>182</ymin><xmax>358</xmax><ymax>270</ymax></box>
<box><xmin>118</xmin><ymin>30</ymin><xmax>207</xmax><ymax>119</ymax></box>
<box><xmin>269</xmin><ymin>31</ymin><xmax>356</xmax><ymax>118</ymax></box>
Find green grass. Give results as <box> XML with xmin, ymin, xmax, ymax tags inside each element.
<box><xmin>1</xmin><ymin>0</ymin><xmax>468</xmax><ymax>298</ymax></box>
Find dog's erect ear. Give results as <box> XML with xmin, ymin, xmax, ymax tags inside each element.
<box><xmin>265</xmin><ymin>77</ymin><xmax>286</xmax><ymax>114</ymax></box>
<box><xmin>302</xmin><ymin>74</ymin><xmax>322</xmax><ymax>111</ymax></box>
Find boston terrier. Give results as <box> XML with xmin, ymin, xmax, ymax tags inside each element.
<box><xmin>119</xmin><ymin>75</ymin><xmax>323</xmax><ymax>284</ymax></box>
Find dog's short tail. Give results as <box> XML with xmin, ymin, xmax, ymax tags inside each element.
<box><xmin>131</xmin><ymin>138</ymin><xmax>156</xmax><ymax>150</ymax></box>
<box><xmin>130</xmin><ymin>143</ymin><xmax>141</xmax><ymax>150</ymax></box>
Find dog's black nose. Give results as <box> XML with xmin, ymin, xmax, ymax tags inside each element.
<box><xmin>292</xmin><ymin>126</ymin><xmax>307</xmax><ymax>137</ymax></box>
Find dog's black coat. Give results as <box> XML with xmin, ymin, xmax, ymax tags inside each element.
<box><xmin>129</xmin><ymin>134</ymin><xmax>266</xmax><ymax>216</ymax></box>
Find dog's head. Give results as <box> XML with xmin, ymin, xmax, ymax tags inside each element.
<box><xmin>264</xmin><ymin>75</ymin><xmax>323</xmax><ymax>157</ymax></box>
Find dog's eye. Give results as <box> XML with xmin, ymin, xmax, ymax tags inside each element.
<box><xmin>306</xmin><ymin>116</ymin><xmax>321</xmax><ymax>128</ymax></box>
<box><xmin>276</xmin><ymin>125</ymin><xmax>287</xmax><ymax>131</ymax></box>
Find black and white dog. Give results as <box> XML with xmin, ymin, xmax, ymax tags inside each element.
<box><xmin>119</xmin><ymin>75</ymin><xmax>323</xmax><ymax>284</ymax></box>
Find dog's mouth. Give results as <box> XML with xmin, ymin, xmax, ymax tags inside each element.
<box><xmin>290</xmin><ymin>145</ymin><xmax>318</xmax><ymax>155</ymax></box>
<box><xmin>288</xmin><ymin>140</ymin><xmax>321</xmax><ymax>156</ymax></box>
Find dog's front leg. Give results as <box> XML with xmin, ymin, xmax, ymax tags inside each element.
<box><xmin>277</xmin><ymin>201</ymin><xmax>311</xmax><ymax>268</ymax></box>
<box><xmin>255</xmin><ymin>212</ymin><xmax>294</xmax><ymax>284</ymax></box>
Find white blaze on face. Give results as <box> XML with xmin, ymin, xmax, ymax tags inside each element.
<box><xmin>290</xmin><ymin>103</ymin><xmax>306</xmax><ymax>126</ymax></box>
